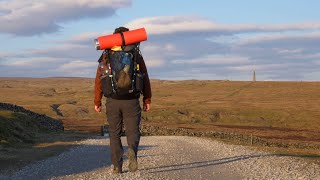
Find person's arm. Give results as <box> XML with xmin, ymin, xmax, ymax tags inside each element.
<box><xmin>137</xmin><ymin>53</ymin><xmax>152</xmax><ymax>111</ymax></box>
<box><xmin>94</xmin><ymin>55</ymin><xmax>103</xmax><ymax>112</ymax></box>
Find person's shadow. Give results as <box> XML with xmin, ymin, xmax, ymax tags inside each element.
<box><xmin>7</xmin><ymin>137</ymin><xmax>154</xmax><ymax>179</ymax></box>
<box><xmin>144</xmin><ymin>154</ymin><xmax>280</xmax><ymax>173</ymax></box>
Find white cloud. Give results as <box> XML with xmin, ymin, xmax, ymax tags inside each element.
<box><xmin>61</xmin><ymin>32</ymin><xmax>100</xmax><ymax>44</ymax></box>
<box><xmin>9</xmin><ymin>57</ymin><xmax>59</xmax><ymax>66</ymax></box>
<box><xmin>0</xmin><ymin>57</ymin><xmax>98</xmax><ymax>77</ymax></box>
<box><xmin>27</xmin><ymin>44</ymin><xmax>88</xmax><ymax>54</ymax></box>
<box><xmin>0</xmin><ymin>52</ymin><xmax>10</xmax><ymax>62</ymax></box>
<box><xmin>237</xmin><ymin>32</ymin><xmax>320</xmax><ymax>46</ymax></box>
<box><xmin>144</xmin><ymin>58</ymin><xmax>165</xmax><ymax>68</ymax></box>
<box><xmin>2</xmin><ymin>15</ymin><xmax>320</xmax><ymax>80</ymax></box>
<box><xmin>277</xmin><ymin>48</ymin><xmax>304</xmax><ymax>54</ymax></box>
<box><xmin>126</xmin><ymin>16</ymin><xmax>320</xmax><ymax>35</ymax></box>
<box><xmin>0</xmin><ymin>0</ymin><xmax>131</xmax><ymax>35</ymax></box>
<box><xmin>228</xmin><ymin>64</ymin><xmax>289</xmax><ymax>71</ymax></box>
<box><xmin>172</xmin><ymin>55</ymin><xmax>250</xmax><ymax>65</ymax></box>
<box><xmin>54</xmin><ymin>60</ymin><xmax>98</xmax><ymax>77</ymax></box>
<box><xmin>58</xmin><ymin>60</ymin><xmax>96</xmax><ymax>71</ymax></box>
<box><xmin>126</xmin><ymin>16</ymin><xmax>221</xmax><ymax>35</ymax></box>
<box><xmin>142</xmin><ymin>43</ymin><xmax>182</xmax><ymax>56</ymax></box>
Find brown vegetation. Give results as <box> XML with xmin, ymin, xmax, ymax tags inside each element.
<box><xmin>1</xmin><ymin>78</ymin><xmax>320</xmax><ymax>138</ymax></box>
<box><xmin>0</xmin><ymin>78</ymin><xmax>320</xmax><ymax>164</ymax></box>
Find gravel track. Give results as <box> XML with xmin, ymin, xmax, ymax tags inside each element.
<box><xmin>1</xmin><ymin>136</ymin><xmax>319</xmax><ymax>180</ymax></box>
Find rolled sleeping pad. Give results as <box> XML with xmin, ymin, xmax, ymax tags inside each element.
<box><xmin>94</xmin><ymin>28</ymin><xmax>147</xmax><ymax>50</ymax></box>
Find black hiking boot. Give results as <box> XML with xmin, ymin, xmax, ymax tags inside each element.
<box><xmin>128</xmin><ymin>148</ymin><xmax>138</xmax><ymax>172</ymax></box>
<box><xmin>112</xmin><ymin>166</ymin><xmax>122</xmax><ymax>174</ymax></box>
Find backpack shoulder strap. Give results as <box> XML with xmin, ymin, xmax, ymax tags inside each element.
<box><xmin>134</xmin><ymin>43</ymin><xmax>142</xmax><ymax>64</ymax></box>
<box><xmin>98</xmin><ymin>52</ymin><xmax>103</xmax><ymax>63</ymax></box>
<box><xmin>103</xmin><ymin>49</ymin><xmax>111</xmax><ymax>64</ymax></box>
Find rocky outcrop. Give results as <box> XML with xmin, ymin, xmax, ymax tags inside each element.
<box><xmin>50</xmin><ymin>104</ymin><xmax>63</xmax><ymax>117</ymax></box>
<box><xmin>0</xmin><ymin>102</ymin><xmax>64</xmax><ymax>131</ymax></box>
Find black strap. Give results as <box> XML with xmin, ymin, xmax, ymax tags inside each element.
<box><xmin>98</xmin><ymin>53</ymin><xmax>103</xmax><ymax>63</ymax></box>
<box><xmin>119</xmin><ymin>32</ymin><xmax>126</xmax><ymax>47</ymax></box>
<box><xmin>100</xmin><ymin>50</ymin><xmax>110</xmax><ymax>64</ymax></box>
<box><xmin>133</xmin><ymin>43</ymin><xmax>140</xmax><ymax>64</ymax></box>
<box><xmin>98</xmin><ymin>50</ymin><xmax>108</xmax><ymax>63</ymax></box>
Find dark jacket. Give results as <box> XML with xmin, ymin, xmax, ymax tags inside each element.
<box><xmin>94</xmin><ymin>50</ymin><xmax>152</xmax><ymax>106</ymax></box>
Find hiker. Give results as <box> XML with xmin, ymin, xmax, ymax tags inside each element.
<box><xmin>94</xmin><ymin>26</ymin><xmax>152</xmax><ymax>174</ymax></box>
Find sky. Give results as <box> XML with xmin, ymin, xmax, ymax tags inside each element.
<box><xmin>1</xmin><ymin>0</ymin><xmax>320</xmax><ymax>81</ymax></box>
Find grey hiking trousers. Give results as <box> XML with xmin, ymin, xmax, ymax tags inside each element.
<box><xmin>106</xmin><ymin>98</ymin><xmax>141</xmax><ymax>168</ymax></box>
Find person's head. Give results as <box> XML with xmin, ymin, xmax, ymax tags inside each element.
<box><xmin>113</xmin><ymin>26</ymin><xmax>129</xmax><ymax>34</ymax></box>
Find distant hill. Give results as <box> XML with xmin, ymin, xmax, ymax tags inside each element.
<box><xmin>0</xmin><ymin>103</ymin><xmax>63</xmax><ymax>144</ymax></box>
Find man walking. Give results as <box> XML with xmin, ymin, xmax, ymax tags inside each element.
<box><xmin>94</xmin><ymin>27</ymin><xmax>152</xmax><ymax>173</ymax></box>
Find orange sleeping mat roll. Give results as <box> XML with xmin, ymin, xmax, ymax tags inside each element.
<box><xmin>94</xmin><ymin>28</ymin><xmax>148</xmax><ymax>50</ymax></box>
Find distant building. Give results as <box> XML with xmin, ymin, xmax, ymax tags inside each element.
<box><xmin>253</xmin><ymin>70</ymin><xmax>256</xmax><ymax>82</ymax></box>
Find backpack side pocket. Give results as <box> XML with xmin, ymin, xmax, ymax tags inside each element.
<box><xmin>100</xmin><ymin>75</ymin><xmax>113</xmax><ymax>97</ymax></box>
<box><xmin>135</xmin><ymin>72</ymin><xmax>144</xmax><ymax>92</ymax></box>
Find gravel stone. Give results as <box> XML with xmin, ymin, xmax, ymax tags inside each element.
<box><xmin>1</xmin><ymin>136</ymin><xmax>319</xmax><ymax>180</ymax></box>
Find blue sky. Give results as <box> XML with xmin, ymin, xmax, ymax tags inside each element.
<box><xmin>1</xmin><ymin>0</ymin><xmax>320</xmax><ymax>81</ymax></box>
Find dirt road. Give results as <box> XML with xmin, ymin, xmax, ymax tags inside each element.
<box><xmin>2</xmin><ymin>136</ymin><xmax>319</xmax><ymax>180</ymax></box>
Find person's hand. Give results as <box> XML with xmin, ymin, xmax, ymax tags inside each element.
<box><xmin>143</xmin><ymin>103</ymin><xmax>151</xmax><ymax>112</ymax></box>
<box><xmin>95</xmin><ymin>105</ymin><xmax>101</xmax><ymax>113</ymax></box>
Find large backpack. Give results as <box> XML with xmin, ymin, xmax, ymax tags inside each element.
<box><xmin>99</xmin><ymin>44</ymin><xmax>144</xmax><ymax>98</ymax></box>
